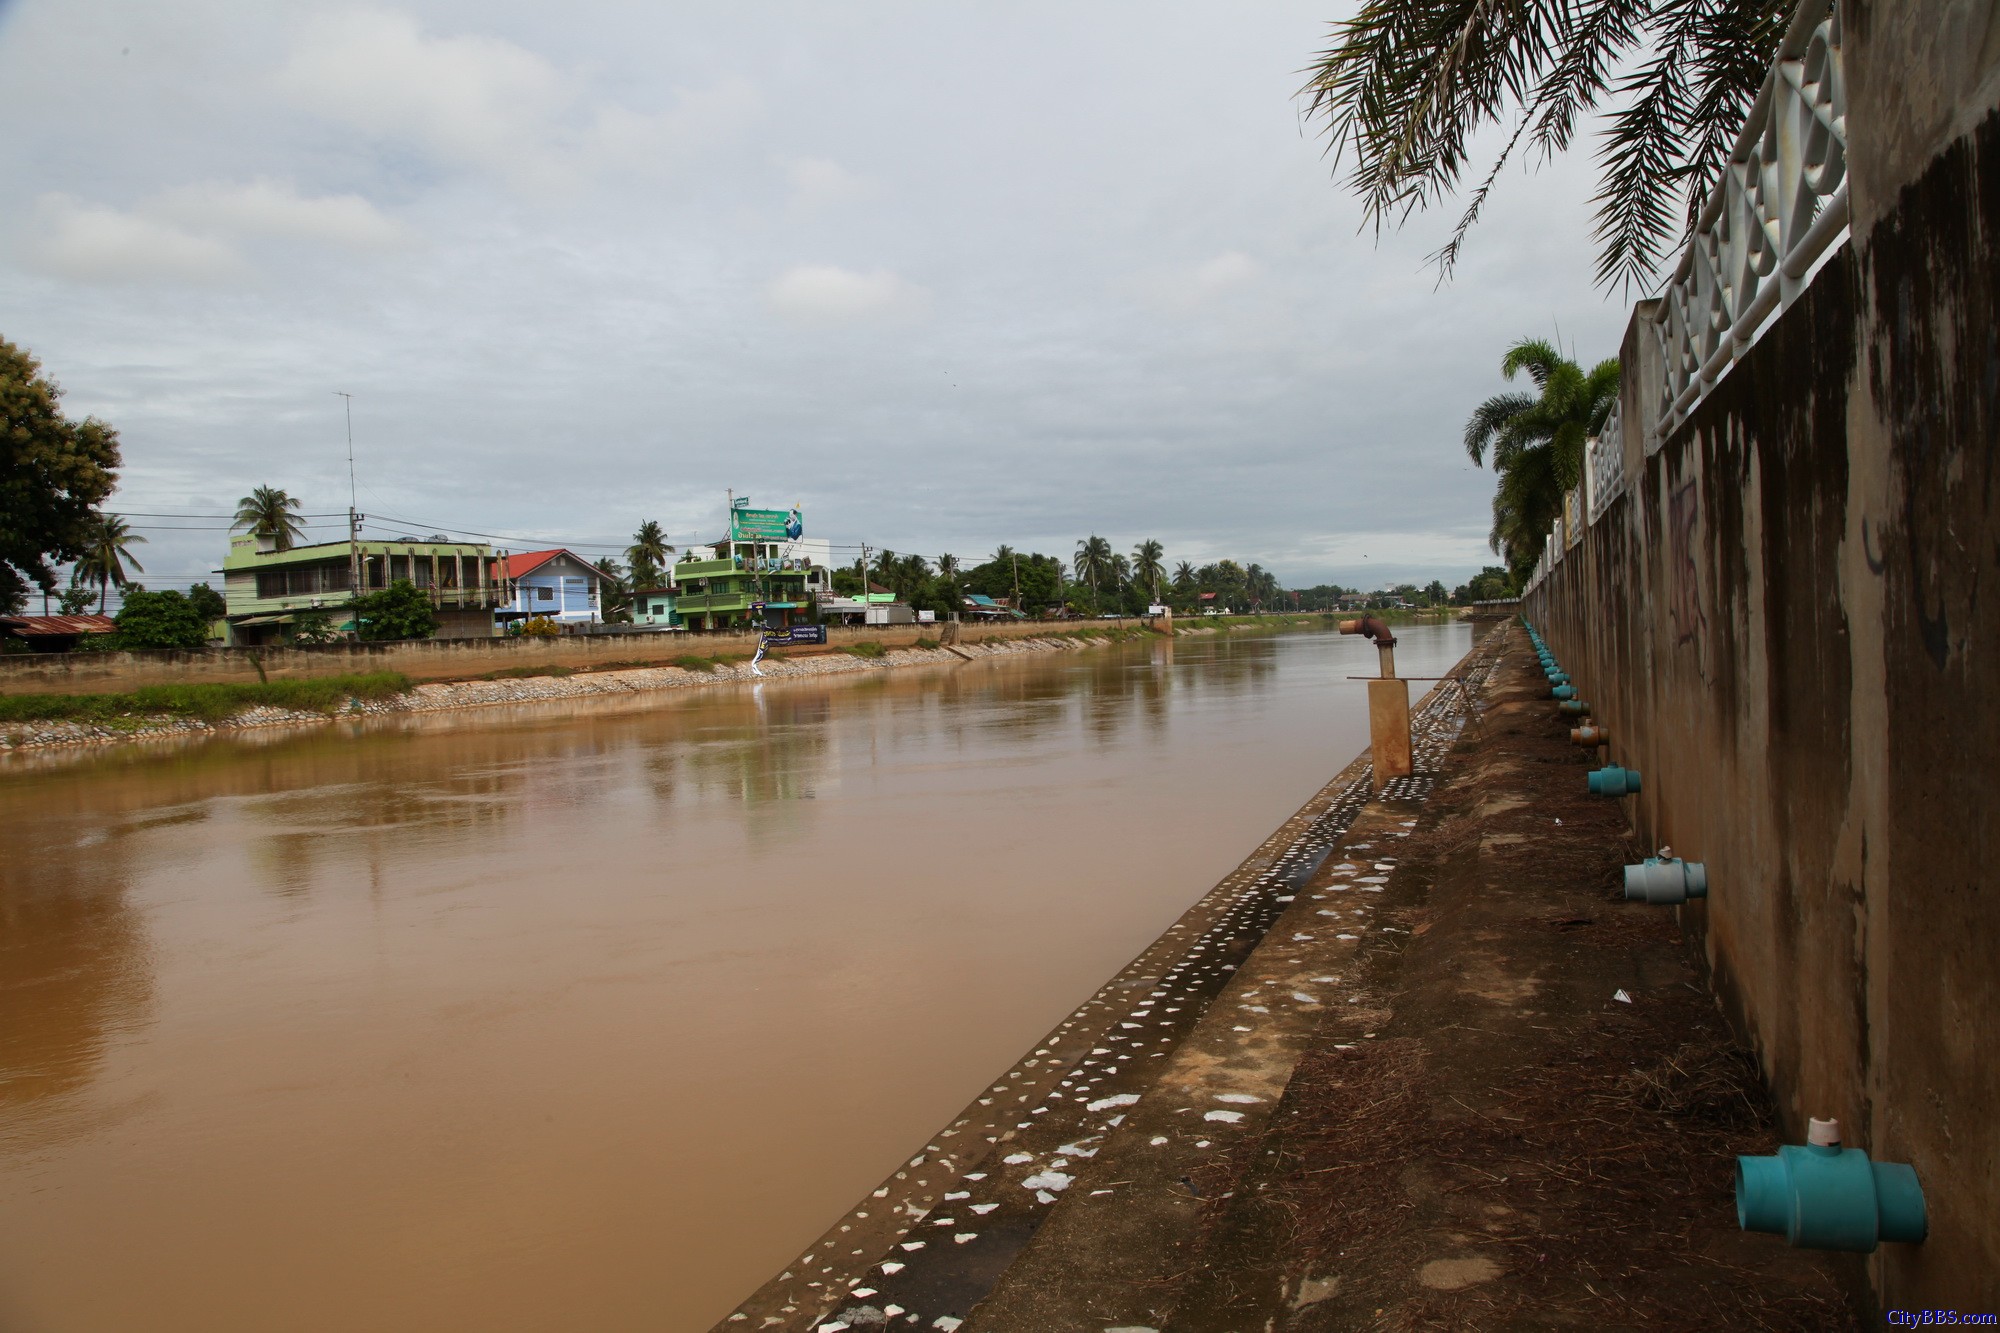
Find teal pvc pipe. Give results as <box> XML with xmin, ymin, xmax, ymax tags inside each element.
<box><xmin>1587</xmin><ymin>764</ymin><xmax>1639</xmax><ymax>796</ymax></box>
<box><xmin>1552</xmin><ymin>684</ymin><xmax>1577</xmax><ymax>700</ymax></box>
<box><xmin>1737</xmin><ymin>1143</ymin><xmax>1927</xmax><ymax>1251</ymax></box>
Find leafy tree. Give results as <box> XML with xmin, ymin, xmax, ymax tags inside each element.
<box><xmin>1130</xmin><ymin>540</ymin><xmax>1167</xmax><ymax>603</ymax></box>
<box><xmin>57</xmin><ymin>585</ymin><xmax>96</xmax><ymax>615</ymax></box>
<box><xmin>113</xmin><ymin>588</ymin><xmax>209</xmax><ymax>650</ymax></box>
<box><xmin>233</xmin><ymin>485</ymin><xmax>306</xmax><ymax>551</ymax></box>
<box><xmin>0</xmin><ymin>337</ymin><xmax>122</xmax><ymax>615</ymax></box>
<box><xmin>1301</xmin><ymin>0</ymin><xmax>1788</xmax><ymax>289</ymax></box>
<box><xmin>186</xmin><ymin>582</ymin><xmax>227</xmax><ymax>623</ymax></box>
<box><xmin>1463</xmin><ymin>565</ymin><xmax>1518</xmax><ymax>602</ymax></box>
<box><xmin>71</xmin><ymin>513</ymin><xmax>146</xmax><ymax>613</ymax></box>
<box><xmin>352</xmin><ymin>578</ymin><xmax>438</xmax><ymax>641</ymax></box>
<box><xmin>287</xmin><ymin>608</ymin><xmax>340</xmax><ymax>645</ymax></box>
<box><xmin>594</xmin><ymin>556</ymin><xmax>631</xmax><ymax>622</ymax></box>
<box><xmin>626</xmin><ymin>521</ymin><xmax>673</xmax><ymax>588</ymax></box>
<box><xmin>1423</xmin><ymin>579</ymin><xmax>1449</xmax><ymax>606</ymax></box>
<box><xmin>1465</xmin><ymin>337</ymin><xmax>1619</xmax><ymax>578</ymax></box>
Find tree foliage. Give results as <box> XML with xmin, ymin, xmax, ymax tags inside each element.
<box><xmin>0</xmin><ymin>337</ymin><xmax>122</xmax><ymax>615</ymax></box>
<box><xmin>70</xmin><ymin>513</ymin><xmax>146</xmax><ymax>613</ymax></box>
<box><xmin>233</xmin><ymin>486</ymin><xmax>306</xmax><ymax>551</ymax></box>
<box><xmin>186</xmin><ymin>582</ymin><xmax>227</xmax><ymax>622</ymax></box>
<box><xmin>626</xmin><ymin>521</ymin><xmax>672</xmax><ymax>590</ymax></box>
<box><xmin>113</xmin><ymin>589</ymin><xmax>210</xmax><ymax>650</ymax></box>
<box><xmin>1300</xmin><ymin>0</ymin><xmax>1788</xmax><ymax>289</ymax></box>
<box><xmin>353</xmin><ymin>578</ymin><xmax>439</xmax><ymax>641</ymax></box>
<box><xmin>1465</xmin><ymin>337</ymin><xmax>1619</xmax><ymax>578</ymax></box>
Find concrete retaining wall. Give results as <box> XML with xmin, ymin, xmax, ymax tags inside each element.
<box><xmin>1526</xmin><ymin>68</ymin><xmax>2000</xmax><ymax>1307</ymax></box>
<box><xmin>0</xmin><ymin>617</ymin><xmax>1175</xmax><ymax>695</ymax></box>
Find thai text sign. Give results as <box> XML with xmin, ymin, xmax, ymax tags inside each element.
<box><xmin>763</xmin><ymin>624</ymin><xmax>826</xmax><ymax>645</ymax></box>
<box><xmin>730</xmin><ymin>507</ymin><xmax>803</xmax><ymax>541</ymax></box>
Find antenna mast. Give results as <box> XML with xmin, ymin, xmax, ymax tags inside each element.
<box><xmin>336</xmin><ymin>391</ymin><xmax>362</xmax><ymax>632</ymax></box>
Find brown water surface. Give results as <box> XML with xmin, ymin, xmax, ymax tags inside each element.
<box><xmin>0</xmin><ymin>625</ymin><xmax>1468</xmax><ymax>1331</ymax></box>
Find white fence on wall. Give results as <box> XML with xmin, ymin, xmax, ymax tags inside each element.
<box><xmin>1528</xmin><ymin>0</ymin><xmax>1845</xmax><ymax>594</ymax></box>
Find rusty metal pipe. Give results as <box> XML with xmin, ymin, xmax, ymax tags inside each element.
<box><xmin>1338</xmin><ymin>616</ymin><xmax>1397</xmax><ymax>647</ymax></box>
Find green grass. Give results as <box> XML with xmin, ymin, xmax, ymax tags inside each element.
<box><xmin>672</xmin><ymin>655</ymin><xmax>719</xmax><ymax>672</ymax></box>
<box><xmin>0</xmin><ymin>671</ymin><xmax>413</xmax><ymax>725</ymax></box>
<box><xmin>914</xmin><ymin>636</ymin><xmax>940</xmax><ymax>651</ymax></box>
<box><xmin>843</xmin><ymin>641</ymin><xmax>886</xmax><ymax>659</ymax></box>
<box><xmin>477</xmin><ymin>664</ymin><xmax>574</xmax><ymax>681</ymax></box>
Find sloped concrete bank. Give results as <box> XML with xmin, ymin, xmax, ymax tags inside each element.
<box><xmin>715</xmin><ymin>624</ymin><xmax>1862</xmax><ymax>1332</ymax></box>
<box><xmin>0</xmin><ymin>634</ymin><xmax>1104</xmax><ymax>754</ymax></box>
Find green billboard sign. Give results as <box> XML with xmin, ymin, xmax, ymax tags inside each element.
<box><xmin>730</xmin><ymin>506</ymin><xmax>803</xmax><ymax>541</ymax></box>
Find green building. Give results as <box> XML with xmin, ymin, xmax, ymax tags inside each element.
<box><xmin>219</xmin><ymin>533</ymin><xmax>501</xmax><ymax>644</ymax></box>
<box><xmin>653</xmin><ymin>541</ymin><xmax>832</xmax><ymax>631</ymax></box>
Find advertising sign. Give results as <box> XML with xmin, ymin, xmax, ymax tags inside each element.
<box><xmin>762</xmin><ymin>624</ymin><xmax>826</xmax><ymax>645</ymax></box>
<box><xmin>730</xmin><ymin>506</ymin><xmax>804</xmax><ymax>542</ymax></box>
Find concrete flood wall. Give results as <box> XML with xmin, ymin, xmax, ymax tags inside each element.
<box><xmin>0</xmin><ymin>617</ymin><xmax>1179</xmax><ymax>696</ymax></box>
<box><xmin>1527</xmin><ymin>58</ymin><xmax>2000</xmax><ymax>1308</ymax></box>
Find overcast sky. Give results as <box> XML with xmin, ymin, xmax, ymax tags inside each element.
<box><xmin>1</xmin><ymin>0</ymin><xmax>1634</xmax><ymax>596</ymax></box>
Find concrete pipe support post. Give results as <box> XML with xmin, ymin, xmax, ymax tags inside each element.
<box><xmin>1737</xmin><ymin>1119</ymin><xmax>1927</xmax><ymax>1252</ymax></box>
<box><xmin>1623</xmin><ymin>856</ymin><xmax>1706</xmax><ymax>904</ymax></box>
<box><xmin>1338</xmin><ymin>617</ymin><xmax>1412</xmax><ymax>788</ymax></box>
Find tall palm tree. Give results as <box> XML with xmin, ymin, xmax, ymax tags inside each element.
<box><xmin>1302</xmin><ymin>0</ymin><xmax>1788</xmax><ymax>289</ymax></box>
<box><xmin>1073</xmin><ymin>535</ymin><xmax>1113</xmax><ymax>597</ymax></box>
<box><xmin>990</xmin><ymin>544</ymin><xmax>1015</xmax><ymax>567</ymax></box>
<box><xmin>1131</xmin><ymin>540</ymin><xmax>1166</xmax><ymax>601</ymax></box>
<box><xmin>233</xmin><ymin>485</ymin><xmax>306</xmax><ymax>551</ymax></box>
<box><xmin>1172</xmin><ymin>560</ymin><xmax>1196</xmax><ymax>591</ymax></box>
<box><xmin>626</xmin><ymin>521</ymin><xmax>673</xmax><ymax>585</ymax></box>
<box><xmin>1465</xmin><ymin>337</ymin><xmax>1620</xmax><ymax>578</ymax></box>
<box><xmin>594</xmin><ymin>556</ymin><xmax>631</xmax><ymax>621</ymax></box>
<box><xmin>71</xmin><ymin>513</ymin><xmax>146</xmax><ymax>612</ymax></box>
<box><xmin>936</xmin><ymin>554</ymin><xmax>960</xmax><ymax>579</ymax></box>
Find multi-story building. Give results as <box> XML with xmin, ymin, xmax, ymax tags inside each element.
<box><xmin>219</xmin><ymin>533</ymin><xmax>499</xmax><ymax>644</ymax></box>
<box><xmin>656</xmin><ymin>540</ymin><xmax>832</xmax><ymax>631</ymax></box>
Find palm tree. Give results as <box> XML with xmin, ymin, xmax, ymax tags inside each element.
<box><xmin>71</xmin><ymin>513</ymin><xmax>146</xmax><ymax>612</ymax></box>
<box><xmin>1073</xmin><ymin>535</ymin><xmax>1114</xmax><ymax>597</ymax></box>
<box><xmin>1465</xmin><ymin>337</ymin><xmax>1620</xmax><ymax>578</ymax></box>
<box><xmin>626</xmin><ymin>521</ymin><xmax>673</xmax><ymax>586</ymax></box>
<box><xmin>1130</xmin><ymin>540</ymin><xmax>1166</xmax><ymax>601</ymax></box>
<box><xmin>1172</xmin><ymin>560</ymin><xmax>1196</xmax><ymax>591</ymax></box>
<box><xmin>990</xmin><ymin>544</ymin><xmax>1015</xmax><ymax>567</ymax></box>
<box><xmin>233</xmin><ymin>485</ymin><xmax>305</xmax><ymax>551</ymax></box>
<box><xmin>936</xmin><ymin>554</ymin><xmax>960</xmax><ymax>579</ymax></box>
<box><xmin>1301</xmin><ymin>0</ymin><xmax>1786</xmax><ymax>289</ymax></box>
<box><xmin>594</xmin><ymin>556</ymin><xmax>631</xmax><ymax>621</ymax></box>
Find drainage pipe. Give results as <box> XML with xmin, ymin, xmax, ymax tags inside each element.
<box><xmin>1737</xmin><ymin>1119</ymin><xmax>1927</xmax><ymax>1252</ymax></box>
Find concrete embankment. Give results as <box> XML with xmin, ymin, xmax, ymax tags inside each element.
<box><xmin>716</xmin><ymin>623</ymin><xmax>1862</xmax><ymax>1331</ymax></box>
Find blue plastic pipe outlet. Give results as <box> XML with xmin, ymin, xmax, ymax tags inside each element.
<box><xmin>1547</xmin><ymin>672</ymin><xmax>1570</xmax><ymax>686</ymax></box>
<box><xmin>1737</xmin><ymin>1119</ymin><xmax>1927</xmax><ymax>1252</ymax></box>
<box><xmin>1587</xmin><ymin>764</ymin><xmax>1640</xmax><ymax>796</ymax></box>
<box><xmin>1552</xmin><ymin>684</ymin><xmax>1578</xmax><ymax>700</ymax></box>
<box><xmin>1624</xmin><ymin>856</ymin><xmax>1706</xmax><ymax>903</ymax></box>
<box><xmin>1558</xmin><ymin>700</ymin><xmax>1590</xmax><ymax>716</ymax></box>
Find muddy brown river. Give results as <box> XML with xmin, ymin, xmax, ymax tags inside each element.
<box><xmin>0</xmin><ymin>624</ymin><xmax>1469</xmax><ymax>1331</ymax></box>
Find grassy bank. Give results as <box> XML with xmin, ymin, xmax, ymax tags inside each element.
<box><xmin>0</xmin><ymin>672</ymin><xmax>414</xmax><ymax>726</ymax></box>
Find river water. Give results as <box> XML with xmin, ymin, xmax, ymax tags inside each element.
<box><xmin>0</xmin><ymin>623</ymin><xmax>1469</xmax><ymax>1331</ymax></box>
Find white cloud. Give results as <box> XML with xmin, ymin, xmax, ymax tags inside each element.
<box><xmin>151</xmin><ymin>179</ymin><xmax>412</xmax><ymax>250</ymax></box>
<box><xmin>277</xmin><ymin>9</ymin><xmax>758</xmax><ymax>190</ymax></box>
<box><xmin>766</xmin><ymin>264</ymin><xmax>928</xmax><ymax>326</ymax></box>
<box><xmin>29</xmin><ymin>194</ymin><xmax>244</xmax><ymax>284</ymax></box>
<box><xmin>784</xmin><ymin>157</ymin><xmax>870</xmax><ymax>210</ymax></box>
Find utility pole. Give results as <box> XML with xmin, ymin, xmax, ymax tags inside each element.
<box><xmin>1011</xmin><ymin>550</ymin><xmax>1021</xmax><ymax>610</ymax></box>
<box><xmin>336</xmin><ymin>392</ymin><xmax>362</xmax><ymax>634</ymax></box>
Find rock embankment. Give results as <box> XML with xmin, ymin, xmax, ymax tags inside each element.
<box><xmin>0</xmin><ymin>635</ymin><xmax>1093</xmax><ymax>753</ymax></box>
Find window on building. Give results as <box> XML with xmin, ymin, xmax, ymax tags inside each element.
<box><xmin>390</xmin><ymin>554</ymin><xmax>409</xmax><ymax>583</ymax></box>
<box><xmin>536</xmin><ymin>585</ymin><xmax>555</xmax><ymax>602</ymax></box>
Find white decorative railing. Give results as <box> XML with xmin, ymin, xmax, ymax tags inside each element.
<box><xmin>1586</xmin><ymin>396</ymin><xmax>1625</xmax><ymax>522</ymax></box>
<box><xmin>1650</xmin><ymin>0</ymin><xmax>1846</xmax><ymax>441</ymax></box>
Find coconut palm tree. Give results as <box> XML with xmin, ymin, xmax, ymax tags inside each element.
<box><xmin>233</xmin><ymin>485</ymin><xmax>306</xmax><ymax>551</ymax></box>
<box><xmin>1172</xmin><ymin>560</ymin><xmax>1196</xmax><ymax>591</ymax></box>
<box><xmin>626</xmin><ymin>521</ymin><xmax>673</xmax><ymax>587</ymax></box>
<box><xmin>1302</xmin><ymin>0</ymin><xmax>1788</xmax><ymax>289</ymax></box>
<box><xmin>1073</xmin><ymin>535</ymin><xmax>1114</xmax><ymax>597</ymax></box>
<box><xmin>1465</xmin><ymin>337</ymin><xmax>1620</xmax><ymax>578</ymax></box>
<box><xmin>71</xmin><ymin>513</ymin><xmax>146</xmax><ymax>612</ymax></box>
<box><xmin>1131</xmin><ymin>540</ymin><xmax>1166</xmax><ymax>602</ymax></box>
<box><xmin>936</xmin><ymin>554</ymin><xmax>960</xmax><ymax>579</ymax></box>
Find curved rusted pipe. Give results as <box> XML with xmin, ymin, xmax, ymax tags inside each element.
<box><xmin>1338</xmin><ymin>615</ymin><xmax>1397</xmax><ymax>647</ymax></box>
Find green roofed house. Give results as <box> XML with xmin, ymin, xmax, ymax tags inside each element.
<box><xmin>219</xmin><ymin>532</ymin><xmax>500</xmax><ymax>644</ymax></box>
